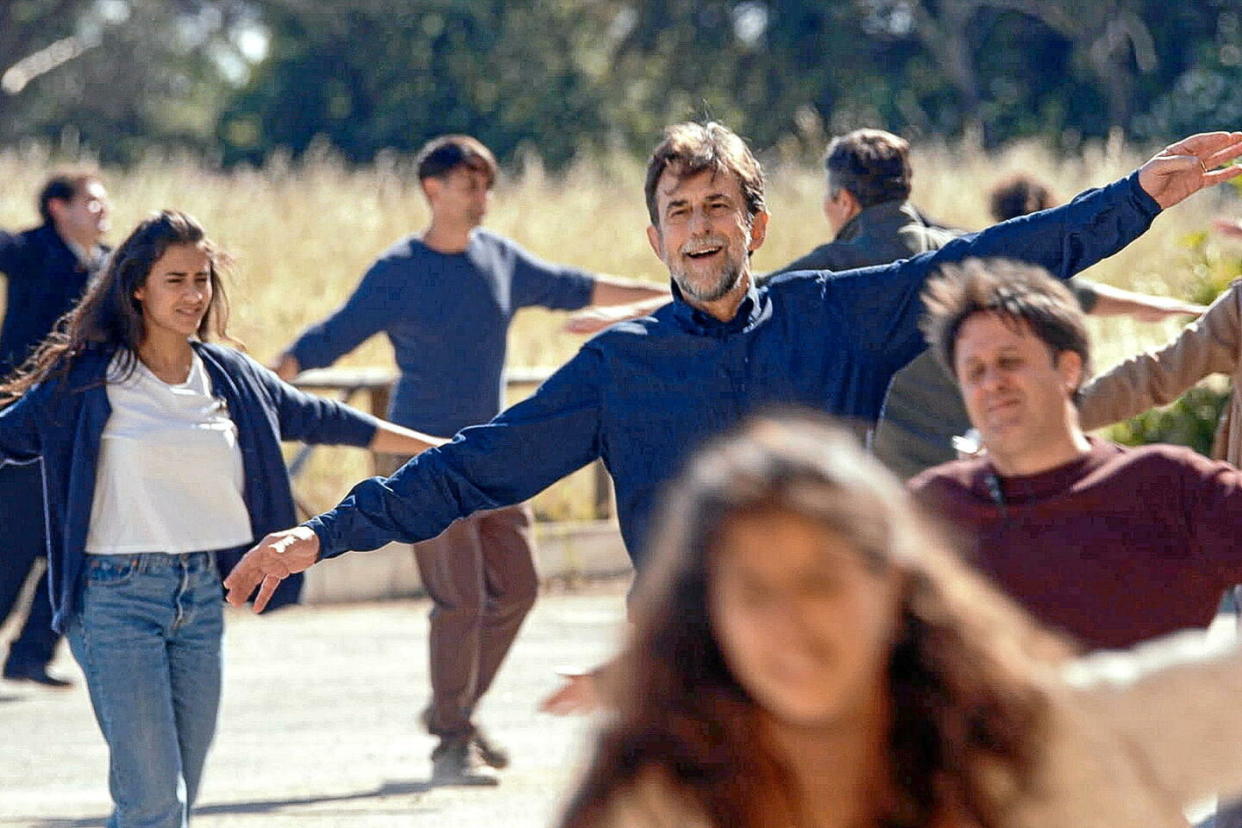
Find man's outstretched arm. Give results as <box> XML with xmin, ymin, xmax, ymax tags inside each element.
<box><xmin>817</xmin><ymin>131</ymin><xmax>1242</xmax><ymax>374</ymax></box>
<box><xmin>225</xmin><ymin>346</ymin><xmax>607</xmax><ymax>611</ymax></box>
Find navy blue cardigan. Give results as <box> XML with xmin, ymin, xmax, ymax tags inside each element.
<box><xmin>0</xmin><ymin>342</ymin><xmax>380</xmax><ymax>632</ymax></box>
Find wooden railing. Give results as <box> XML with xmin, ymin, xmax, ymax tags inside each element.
<box><xmin>289</xmin><ymin>366</ymin><xmax>614</xmax><ymax>519</ymax></box>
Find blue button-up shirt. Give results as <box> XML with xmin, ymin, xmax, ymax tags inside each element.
<box><xmin>306</xmin><ymin>173</ymin><xmax>1161</xmax><ymax>568</ymax></box>
<box><xmin>288</xmin><ymin>229</ymin><xmax>596</xmax><ymax>436</ymax></box>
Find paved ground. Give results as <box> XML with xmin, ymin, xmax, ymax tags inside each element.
<box><xmin>0</xmin><ymin>581</ymin><xmax>630</xmax><ymax>827</ymax></box>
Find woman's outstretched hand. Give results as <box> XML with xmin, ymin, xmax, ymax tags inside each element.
<box><xmin>224</xmin><ymin>526</ymin><xmax>321</xmax><ymax>612</ymax></box>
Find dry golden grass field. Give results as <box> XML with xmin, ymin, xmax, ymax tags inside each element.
<box><xmin>2</xmin><ymin>139</ymin><xmax>1239</xmax><ymax>519</ymax></box>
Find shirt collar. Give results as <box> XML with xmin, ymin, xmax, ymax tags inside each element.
<box><xmin>669</xmin><ymin>278</ymin><xmax>767</xmax><ymax>337</ymax></box>
<box><xmin>835</xmin><ymin>199</ymin><xmax>913</xmax><ymax>242</ymax></box>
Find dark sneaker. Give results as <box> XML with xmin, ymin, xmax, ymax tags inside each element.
<box><xmin>472</xmin><ymin>728</ymin><xmax>510</xmax><ymax>770</ymax></box>
<box><xmin>2</xmin><ymin>664</ymin><xmax>72</xmax><ymax>689</ymax></box>
<box><xmin>420</xmin><ymin>705</ymin><xmax>509</xmax><ymax>770</ymax></box>
<box><xmin>430</xmin><ymin>736</ymin><xmax>500</xmax><ymax>786</ymax></box>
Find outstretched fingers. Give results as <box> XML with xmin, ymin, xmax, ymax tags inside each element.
<box><xmin>224</xmin><ymin>540</ymin><xmax>290</xmax><ymax>608</ymax></box>
<box><xmin>223</xmin><ymin>553</ymin><xmax>267</xmax><ymax>608</ymax></box>
<box><xmin>1165</xmin><ymin>131</ymin><xmax>1242</xmax><ymax>159</ymax></box>
<box><xmin>1203</xmin><ymin>135</ymin><xmax>1242</xmax><ymax>173</ymax></box>
<box><xmin>253</xmin><ymin>574</ymin><xmax>284</xmax><ymax>614</ymax></box>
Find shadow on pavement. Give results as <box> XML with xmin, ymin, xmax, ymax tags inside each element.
<box><xmin>20</xmin><ymin>779</ymin><xmax>437</xmax><ymax>826</ymax></box>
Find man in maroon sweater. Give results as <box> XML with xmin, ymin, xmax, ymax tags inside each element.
<box><xmin>909</xmin><ymin>258</ymin><xmax>1242</xmax><ymax>652</ymax></box>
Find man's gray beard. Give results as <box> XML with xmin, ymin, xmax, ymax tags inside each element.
<box><xmin>672</xmin><ymin>262</ymin><xmax>745</xmax><ymax>303</ymax></box>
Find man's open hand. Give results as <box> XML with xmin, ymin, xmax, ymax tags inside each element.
<box><xmin>224</xmin><ymin>526</ymin><xmax>321</xmax><ymax>612</ymax></box>
<box><xmin>1137</xmin><ymin>132</ymin><xmax>1242</xmax><ymax>209</ymax></box>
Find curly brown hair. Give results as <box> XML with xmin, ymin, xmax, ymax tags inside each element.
<box><xmin>560</xmin><ymin>413</ymin><xmax>1068</xmax><ymax>828</ymax></box>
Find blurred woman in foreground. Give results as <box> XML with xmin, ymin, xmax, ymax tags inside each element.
<box><xmin>560</xmin><ymin>414</ymin><xmax>1242</xmax><ymax>828</ymax></box>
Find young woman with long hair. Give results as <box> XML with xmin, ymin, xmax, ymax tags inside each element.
<box><xmin>560</xmin><ymin>413</ymin><xmax>1242</xmax><ymax>828</ymax></box>
<box><xmin>0</xmin><ymin>210</ymin><xmax>442</xmax><ymax>827</ymax></box>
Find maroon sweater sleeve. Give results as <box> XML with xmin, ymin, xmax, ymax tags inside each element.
<box><xmin>1173</xmin><ymin>448</ymin><xmax>1242</xmax><ymax>585</ymax></box>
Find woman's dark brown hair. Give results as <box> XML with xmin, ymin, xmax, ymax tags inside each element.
<box><xmin>561</xmin><ymin>413</ymin><xmax>1067</xmax><ymax>828</ymax></box>
<box><xmin>1</xmin><ymin>210</ymin><xmax>233</xmax><ymax>402</ymax></box>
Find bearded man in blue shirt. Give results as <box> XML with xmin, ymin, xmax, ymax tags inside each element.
<box><xmin>227</xmin><ymin>122</ymin><xmax>1242</xmax><ymax>712</ymax></box>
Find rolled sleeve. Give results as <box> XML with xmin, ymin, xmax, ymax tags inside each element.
<box><xmin>1070</xmin><ymin>279</ymin><xmax>1100</xmax><ymax>313</ymax></box>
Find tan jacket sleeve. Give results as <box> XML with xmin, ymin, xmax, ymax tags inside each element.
<box><xmin>1066</xmin><ymin>630</ymin><xmax>1242</xmax><ymax>806</ymax></box>
<box><xmin>1078</xmin><ymin>282</ymin><xmax>1242</xmax><ymax>430</ymax></box>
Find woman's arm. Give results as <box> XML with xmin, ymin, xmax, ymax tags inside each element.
<box><xmin>1083</xmin><ymin>281</ymin><xmax>1207</xmax><ymax>321</ymax></box>
<box><xmin>1078</xmin><ymin>283</ymin><xmax>1242</xmax><ymax>430</ymax></box>
<box><xmin>368</xmin><ymin>421</ymin><xmax>447</xmax><ymax>455</ymax></box>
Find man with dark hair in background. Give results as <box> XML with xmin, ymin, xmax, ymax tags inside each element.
<box><xmin>273</xmin><ymin>134</ymin><xmax>666</xmax><ymax>784</ymax></box>
<box><xmin>775</xmin><ymin>128</ymin><xmax>956</xmax><ymax>273</ymax></box>
<box><xmin>779</xmin><ymin>134</ymin><xmax>1203</xmax><ymax>479</ymax></box>
<box><xmin>0</xmin><ymin>171</ymin><xmax>111</xmax><ymax>688</ymax></box>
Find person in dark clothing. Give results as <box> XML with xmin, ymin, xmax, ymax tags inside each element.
<box><xmin>272</xmin><ymin>135</ymin><xmax>667</xmax><ymax>785</ymax></box>
<box><xmin>223</xmin><ymin>124</ymin><xmax>1242</xmax><ymax>711</ymax></box>
<box><xmin>0</xmin><ymin>172</ymin><xmax>111</xmax><ymax>688</ymax></box>
<box><xmin>910</xmin><ymin>258</ymin><xmax>1242</xmax><ymax>650</ymax></box>
<box><xmin>780</xmin><ymin>132</ymin><xmax>1206</xmax><ymax>479</ymax></box>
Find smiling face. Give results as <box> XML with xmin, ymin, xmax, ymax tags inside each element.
<box><xmin>709</xmin><ymin>505</ymin><xmax>899</xmax><ymax>728</ymax></box>
<box><xmin>646</xmin><ymin>168</ymin><xmax>769</xmax><ymax>309</ymax></box>
<box><xmin>133</xmin><ymin>242</ymin><xmax>214</xmax><ymax>342</ymax></box>
<box><xmin>953</xmin><ymin>311</ymin><xmax>1083</xmax><ymax>469</ymax></box>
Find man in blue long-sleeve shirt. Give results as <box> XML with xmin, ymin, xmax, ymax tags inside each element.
<box><xmin>227</xmin><ymin>124</ymin><xmax>1242</xmax><ymax>703</ymax></box>
<box><xmin>0</xmin><ymin>172</ymin><xmax>111</xmax><ymax>689</ymax></box>
<box><xmin>272</xmin><ymin>135</ymin><xmax>666</xmax><ymax>783</ymax></box>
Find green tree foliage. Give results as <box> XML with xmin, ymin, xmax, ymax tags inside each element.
<box><xmin>218</xmin><ymin>0</ymin><xmax>614</xmax><ymax>167</ymax></box>
<box><xmin>0</xmin><ymin>0</ymin><xmax>1238</xmax><ymax>167</ymax></box>
<box><xmin>0</xmin><ymin>0</ymin><xmax>258</xmax><ymax>162</ymax></box>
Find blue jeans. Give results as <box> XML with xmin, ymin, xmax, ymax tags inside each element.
<box><xmin>67</xmin><ymin>552</ymin><xmax>224</xmax><ymax>828</ymax></box>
